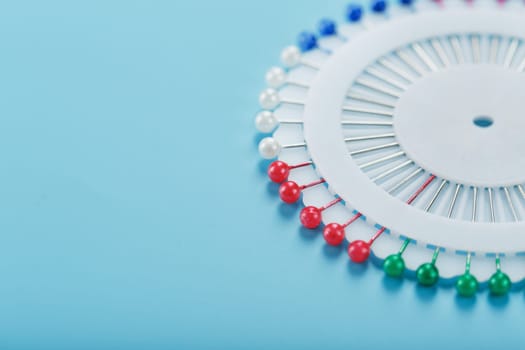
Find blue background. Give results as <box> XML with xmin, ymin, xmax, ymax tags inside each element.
<box><xmin>0</xmin><ymin>0</ymin><xmax>524</xmax><ymax>349</ymax></box>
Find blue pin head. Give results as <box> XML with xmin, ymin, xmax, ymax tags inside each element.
<box><xmin>297</xmin><ymin>31</ymin><xmax>317</xmax><ymax>52</ymax></box>
<box><xmin>346</xmin><ymin>4</ymin><xmax>363</xmax><ymax>22</ymax></box>
<box><xmin>318</xmin><ymin>18</ymin><xmax>337</xmax><ymax>36</ymax></box>
<box><xmin>371</xmin><ymin>0</ymin><xmax>388</xmax><ymax>13</ymax></box>
<box><xmin>399</xmin><ymin>0</ymin><xmax>414</xmax><ymax>5</ymax></box>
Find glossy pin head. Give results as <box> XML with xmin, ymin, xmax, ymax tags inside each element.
<box><xmin>346</xmin><ymin>4</ymin><xmax>363</xmax><ymax>22</ymax></box>
<box><xmin>323</xmin><ymin>223</ymin><xmax>346</xmax><ymax>246</ymax></box>
<box><xmin>297</xmin><ymin>31</ymin><xmax>317</xmax><ymax>52</ymax></box>
<box><xmin>279</xmin><ymin>179</ymin><xmax>325</xmax><ymax>204</ymax></box>
<box><xmin>456</xmin><ymin>251</ymin><xmax>478</xmax><ymax>297</ymax></box>
<box><xmin>348</xmin><ymin>240</ymin><xmax>371</xmax><ymax>263</ymax></box>
<box><xmin>301</xmin><ymin>198</ymin><xmax>342</xmax><ymax>230</ymax></box>
<box><xmin>416</xmin><ymin>263</ymin><xmax>439</xmax><ymax>287</ymax></box>
<box><xmin>258</xmin><ymin>138</ymin><xmax>306</xmax><ymax>159</ymax></box>
<box><xmin>255</xmin><ymin>111</ymin><xmax>278</xmax><ymax>133</ymax></box>
<box><xmin>416</xmin><ymin>248</ymin><xmax>441</xmax><ymax>287</ymax></box>
<box><xmin>489</xmin><ymin>257</ymin><xmax>512</xmax><ymax>296</ymax></box>
<box><xmin>265</xmin><ymin>67</ymin><xmax>287</xmax><ymax>88</ymax></box>
<box><xmin>301</xmin><ymin>207</ymin><xmax>323</xmax><ymax>229</ymax></box>
<box><xmin>267</xmin><ymin>161</ymin><xmax>312</xmax><ymax>183</ymax></box>
<box><xmin>258</xmin><ymin>137</ymin><xmax>281</xmax><ymax>159</ymax></box>
<box><xmin>281</xmin><ymin>46</ymin><xmax>301</xmax><ymax>68</ymax></box>
<box><xmin>268</xmin><ymin>161</ymin><xmax>290</xmax><ymax>183</ymax></box>
<box><xmin>322</xmin><ymin>213</ymin><xmax>362</xmax><ymax>246</ymax></box>
<box><xmin>456</xmin><ymin>273</ymin><xmax>478</xmax><ymax>297</ymax></box>
<box><xmin>371</xmin><ymin>0</ymin><xmax>388</xmax><ymax>13</ymax></box>
<box><xmin>489</xmin><ymin>271</ymin><xmax>511</xmax><ymax>296</ymax></box>
<box><xmin>279</xmin><ymin>181</ymin><xmax>302</xmax><ymax>203</ymax></box>
<box><xmin>259</xmin><ymin>89</ymin><xmax>280</xmax><ymax>110</ymax></box>
<box><xmin>383</xmin><ymin>239</ymin><xmax>410</xmax><ymax>277</ymax></box>
<box><xmin>318</xmin><ymin>19</ymin><xmax>337</xmax><ymax>36</ymax></box>
<box><xmin>383</xmin><ymin>254</ymin><xmax>405</xmax><ymax>277</ymax></box>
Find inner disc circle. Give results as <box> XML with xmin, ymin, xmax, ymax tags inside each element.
<box><xmin>394</xmin><ymin>65</ymin><xmax>525</xmax><ymax>187</ymax></box>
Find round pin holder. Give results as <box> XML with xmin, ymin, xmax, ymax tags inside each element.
<box><xmin>255</xmin><ymin>0</ymin><xmax>525</xmax><ymax>298</ymax></box>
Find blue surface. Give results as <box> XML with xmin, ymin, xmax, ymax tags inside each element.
<box><xmin>1</xmin><ymin>0</ymin><xmax>524</xmax><ymax>349</ymax></box>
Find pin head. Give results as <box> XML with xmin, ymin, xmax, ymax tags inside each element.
<box><xmin>318</xmin><ymin>19</ymin><xmax>337</xmax><ymax>36</ymax></box>
<box><xmin>488</xmin><ymin>271</ymin><xmax>511</xmax><ymax>296</ymax></box>
<box><xmin>279</xmin><ymin>181</ymin><xmax>301</xmax><ymax>203</ymax></box>
<box><xmin>416</xmin><ymin>263</ymin><xmax>439</xmax><ymax>287</ymax></box>
<box><xmin>301</xmin><ymin>206</ymin><xmax>322</xmax><ymax>229</ymax></box>
<box><xmin>348</xmin><ymin>240</ymin><xmax>371</xmax><ymax>263</ymax></box>
<box><xmin>371</xmin><ymin>0</ymin><xmax>388</xmax><ymax>13</ymax></box>
<box><xmin>268</xmin><ymin>161</ymin><xmax>290</xmax><ymax>183</ymax></box>
<box><xmin>346</xmin><ymin>4</ymin><xmax>363</xmax><ymax>22</ymax></box>
<box><xmin>323</xmin><ymin>223</ymin><xmax>346</xmax><ymax>246</ymax></box>
<box><xmin>383</xmin><ymin>254</ymin><xmax>405</xmax><ymax>277</ymax></box>
<box><xmin>259</xmin><ymin>88</ymin><xmax>280</xmax><ymax>110</ymax></box>
<box><xmin>265</xmin><ymin>67</ymin><xmax>287</xmax><ymax>88</ymax></box>
<box><xmin>399</xmin><ymin>0</ymin><xmax>414</xmax><ymax>5</ymax></box>
<box><xmin>255</xmin><ymin>111</ymin><xmax>278</xmax><ymax>133</ymax></box>
<box><xmin>258</xmin><ymin>137</ymin><xmax>281</xmax><ymax>159</ymax></box>
<box><xmin>456</xmin><ymin>273</ymin><xmax>478</xmax><ymax>297</ymax></box>
<box><xmin>297</xmin><ymin>31</ymin><xmax>317</xmax><ymax>52</ymax></box>
<box><xmin>281</xmin><ymin>46</ymin><xmax>301</xmax><ymax>68</ymax></box>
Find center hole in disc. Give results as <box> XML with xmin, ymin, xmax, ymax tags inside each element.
<box><xmin>473</xmin><ymin>116</ymin><xmax>494</xmax><ymax>128</ymax></box>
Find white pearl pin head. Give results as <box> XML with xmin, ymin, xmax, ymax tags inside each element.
<box><xmin>281</xmin><ymin>46</ymin><xmax>301</xmax><ymax>68</ymax></box>
<box><xmin>265</xmin><ymin>67</ymin><xmax>287</xmax><ymax>88</ymax></box>
<box><xmin>258</xmin><ymin>137</ymin><xmax>281</xmax><ymax>159</ymax></box>
<box><xmin>258</xmin><ymin>88</ymin><xmax>280</xmax><ymax>110</ymax></box>
<box><xmin>255</xmin><ymin>111</ymin><xmax>278</xmax><ymax>133</ymax></box>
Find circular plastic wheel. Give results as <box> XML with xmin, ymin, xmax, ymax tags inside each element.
<box><xmin>255</xmin><ymin>0</ymin><xmax>525</xmax><ymax>298</ymax></box>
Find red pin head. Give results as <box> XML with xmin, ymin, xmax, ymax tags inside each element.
<box><xmin>279</xmin><ymin>181</ymin><xmax>301</xmax><ymax>203</ymax></box>
<box><xmin>323</xmin><ymin>223</ymin><xmax>346</xmax><ymax>246</ymax></box>
<box><xmin>348</xmin><ymin>240</ymin><xmax>371</xmax><ymax>263</ymax></box>
<box><xmin>300</xmin><ymin>206</ymin><xmax>322</xmax><ymax>229</ymax></box>
<box><xmin>268</xmin><ymin>161</ymin><xmax>290</xmax><ymax>183</ymax></box>
<box><xmin>279</xmin><ymin>179</ymin><xmax>325</xmax><ymax>204</ymax></box>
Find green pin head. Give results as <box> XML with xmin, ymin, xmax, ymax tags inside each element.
<box><xmin>456</xmin><ymin>273</ymin><xmax>478</xmax><ymax>297</ymax></box>
<box><xmin>416</xmin><ymin>263</ymin><xmax>439</xmax><ymax>287</ymax></box>
<box><xmin>383</xmin><ymin>254</ymin><xmax>405</xmax><ymax>278</ymax></box>
<box><xmin>488</xmin><ymin>271</ymin><xmax>511</xmax><ymax>296</ymax></box>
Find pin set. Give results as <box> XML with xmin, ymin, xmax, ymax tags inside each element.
<box><xmin>254</xmin><ymin>0</ymin><xmax>525</xmax><ymax>298</ymax></box>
